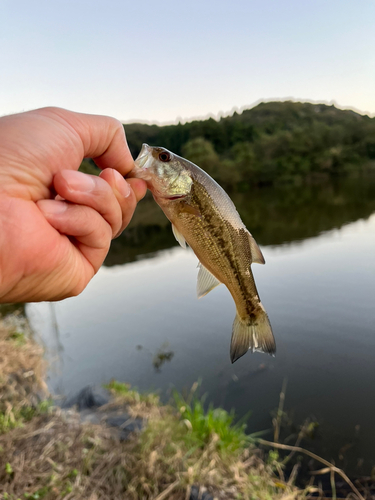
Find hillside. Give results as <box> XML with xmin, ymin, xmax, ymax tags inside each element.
<box><xmin>124</xmin><ymin>101</ymin><xmax>375</xmax><ymax>189</ymax></box>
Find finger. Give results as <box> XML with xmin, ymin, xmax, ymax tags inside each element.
<box><xmin>53</xmin><ymin>170</ymin><xmax>125</xmax><ymax>238</ymax></box>
<box><xmin>126</xmin><ymin>177</ymin><xmax>148</xmax><ymax>203</ymax></box>
<box><xmin>37</xmin><ymin>199</ymin><xmax>112</xmax><ymax>272</ymax></box>
<box><xmin>35</xmin><ymin>108</ymin><xmax>135</xmax><ymax>176</ymax></box>
<box><xmin>98</xmin><ymin>168</ymin><xmax>135</xmax><ymax>236</ymax></box>
<box><xmin>98</xmin><ymin>169</ymin><xmax>147</xmax><ymax>236</ymax></box>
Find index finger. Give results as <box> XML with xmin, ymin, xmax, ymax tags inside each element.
<box><xmin>36</xmin><ymin>107</ymin><xmax>136</xmax><ymax>176</ymax></box>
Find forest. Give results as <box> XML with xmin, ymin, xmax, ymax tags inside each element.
<box><xmin>123</xmin><ymin>101</ymin><xmax>375</xmax><ymax>190</ymax></box>
<box><xmin>78</xmin><ymin>100</ymin><xmax>375</xmax><ymax>263</ymax></box>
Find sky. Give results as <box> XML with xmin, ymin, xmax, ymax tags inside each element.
<box><xmin>1</xmin><ymin>0</ymin><xmax>375</xmax><ymax>124</ymax></box>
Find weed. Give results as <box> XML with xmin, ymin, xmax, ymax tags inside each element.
<box><xmin>173</xmin><ymin>390</ymin><xmax>250</xmax><ymax>454</ymax></box>
<box><xmin>104</xmin><ymin>380</ymin><xmax>159</xmax><ymax>406</ymax></box>
<box><xmin>8</xmin><ymin>331</ymin><xmax>26</xmax><ymax>346</ymax></box>
<box><xmin>0</xmin><ymin>400</ymin><xmax>53</xmax><ymax>435</ymax></box>
<box><xmin>23</xmin><ymin>485</ymin><xmax>50</xmax><ymax>499</ymax></box>
<box><xmin>5</xmin><ymin>462</ymin><xmax>13</xmax><ymax>475</ymax></box>
<box><xmin>104</xmin><ymin>380</ymin><xmax>131</xmax><ymax>395</ymax></box>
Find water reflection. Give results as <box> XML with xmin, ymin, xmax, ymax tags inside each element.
<box><xmin>27</xmin><ymin>175</ymin><xmax>375</xmax><ymax>476</ymax></box>
<box><xmin>106</xmin><ymin>175</ymin><xmax>375</xmax><ymax>266</ymax></box>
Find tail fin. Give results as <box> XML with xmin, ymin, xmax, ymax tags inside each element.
<box><xmin>230</xmin><ymin>306</ymin><xmax>276</xmax><ymax>363</ymax></box>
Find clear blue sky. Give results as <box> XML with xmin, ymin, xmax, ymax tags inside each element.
<box><xmin>1</xmin><ymin>0</ymin><xmax>374</xmax><ymax>123</ymax></box>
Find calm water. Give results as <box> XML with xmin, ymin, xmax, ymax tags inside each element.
<box><xmin>27</xmin><ymin>175</ymin><xmax>375</xmax><ymax>475</ymax></box>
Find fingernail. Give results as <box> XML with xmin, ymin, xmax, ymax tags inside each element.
<box><xmin>113</xmin><ymin>169</ymin><xmax>131</xmax><ymax>198</ymax></box>
<box><xmin>38</xmin><ymin>200</ymin><xmax>67</xmax><ymax>215</ymax></box>
<box><xmin>62</xmin><ymin>170</ymin><xmax>96</xmax><ymax>192</ymax></box>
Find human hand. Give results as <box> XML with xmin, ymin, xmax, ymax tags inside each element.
<box><xmin>0</xmin><ymin>107</ymin><xmax>147</xmax><ymax>302</ymax></box>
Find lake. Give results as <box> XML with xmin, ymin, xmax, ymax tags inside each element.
<box><xmin>27</xmin><ymin>174</ymin><xmax>375</xmax><ymax>476</ymax></box>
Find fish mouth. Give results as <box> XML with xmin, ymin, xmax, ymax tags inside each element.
<box><xmin>166</xmin><ymin>194</ymin><xmax>186</xmax><ymax>201</ymax></box>
<box><xmin>127</xmin><ymin>144</ymin><xmax>152</xmax><ymax>180</ymax></box>
<box><xmin>153</xmin><ymin>192</ymin><xmax>188</xmax><ymax>202</ymax></box>
<box><xmin>134</xmin><ymin>143</ymin><xmax>151</xmax><ymax>169</ymax></box>
<box><xmin>135</xmin><ymin>154</ymin><xmax>148</xmax><ymax>168</ymax></box>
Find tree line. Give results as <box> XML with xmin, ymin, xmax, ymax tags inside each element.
<box><xmin>123</xmin><ymin>101</ymin><xmax>375</xmax><ymax>190</ymax></box>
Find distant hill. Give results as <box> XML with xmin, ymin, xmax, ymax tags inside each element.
<box><xmin>123</xmin><ymin>101</ymin><xmax>375</xmax><ymax>190</ymax></box>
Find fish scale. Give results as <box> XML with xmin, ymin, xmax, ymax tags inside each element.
<box><xmin>128</xmin><ymin>144</ymin><xmax>276</xmax><ymax>362</ymax></box>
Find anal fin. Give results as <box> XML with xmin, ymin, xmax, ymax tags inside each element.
<box><xmin>197</xmin><ymin>262</ymin><xmax>221</xmax><ymax>298</ymax></box>
<box><xmin>247</xmin><ymin>232</ymin><xmax>265</xmax><ymax>265</ymax></box>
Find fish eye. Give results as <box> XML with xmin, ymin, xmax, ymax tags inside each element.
<box><xmin>159</xmin><ymin>151</ymin><xmax>171</xmax><ymax>162</ymax></box>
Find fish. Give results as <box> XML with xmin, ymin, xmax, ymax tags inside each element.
<box><xmin>128</xmin><ymin>144</ymin><xmax>276</xmax><ymax>362</ymax></box>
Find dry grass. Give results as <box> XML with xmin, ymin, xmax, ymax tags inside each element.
<box><xmin>0</xmin><ymin>314</ymin><xmax>48</xmax><ymax>436</ymax></box>
<box><xmin>0</xmin><ymin>315</ymin><xmax>46</xmax><ymax>399</ymax></box>
<box><xmin>0</xmin><ymin>403</ymin><xmax>308</xmax><ymax>500</ymax></box>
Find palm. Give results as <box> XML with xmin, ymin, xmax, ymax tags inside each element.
<box><xmin>2</xmin><ymin>197</ymin><xmax>86</xmax><ymax>301</ymax></box>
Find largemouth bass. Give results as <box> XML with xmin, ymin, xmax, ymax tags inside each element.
<box><xmin>129</xmin><ymin>144</ymin><xmax>276</xmax><ymax>362</ymax></box>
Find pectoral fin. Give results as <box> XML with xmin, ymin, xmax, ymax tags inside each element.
<box><xmin>172</xmin><ymin>224</ymin><xmax>187</xmax><ymax>249</ymax></box>
<box><xmin>247</xmin><ymin>232</ymin><xmax>265</xmax><ymax>265</ymax></box>
<box><xmin>197</xmin><ymin>263</ymin><xmax>221</xmax><ymax>298</ymax></box>
<box><xmin>180</xmin><ymin>203</ymin><xmax>201</xmax><ymax>217</ymax></box>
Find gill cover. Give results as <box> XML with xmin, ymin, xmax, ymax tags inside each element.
<box><xmin>135</xmin><ymin>144</ymin><xmax>193</xmax><ymax>199</ymax></box>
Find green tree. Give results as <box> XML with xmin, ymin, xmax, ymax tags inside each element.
<box><xmin>181</xmin><ymin>137</ymin><xmax>220</xmax><ymax>177</ymax></box>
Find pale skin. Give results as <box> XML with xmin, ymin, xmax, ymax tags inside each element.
<box><xmin>0</xmin><ymin>107</ymin><xmax>147</xmax><ymax>303</ymax></box>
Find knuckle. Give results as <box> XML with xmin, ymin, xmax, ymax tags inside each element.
<box><xmin>34</xmin><ymin>106</ymin><xmax>68</xmax><ymax>120</ymax></box>
<box><xmin>85</xmin><ymin>219</ymin><xmax>112</xmax><ymax>248</ymax></box>
<box><xmin>70</xmin><ymin>277</ymin><xmax>89</xmax><ymax>297</ymax></box>
<box><xmin>109</xmin><ymin>117</ymin><xmax>123</xmax><ymax>131</ymax></box>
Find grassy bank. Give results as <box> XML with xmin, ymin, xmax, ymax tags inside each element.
<box><xmin>0</xmin><ymin>310</ymin><xmax>370</xmax><ymax>499</ymax></box>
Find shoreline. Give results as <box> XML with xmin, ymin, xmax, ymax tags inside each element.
<box><xmin>0</xmin><ymin>308</ymin><xmax>373</xmax><ymax>498</ymax></box>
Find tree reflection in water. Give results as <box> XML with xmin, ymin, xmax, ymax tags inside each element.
<box><xmin>106</xmin><ymin>175</ymin><xmax>375</xmax><ymax>267</ymax></box>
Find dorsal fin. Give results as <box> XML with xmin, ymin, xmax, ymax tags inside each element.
<box><xmin>197</xmin><ymin>262</ymin><xmax>221</xmax><ymax>298</ymax></box>
<box><xmin>247</xmin><ymin>232</ymin><xmax>265</xmax><ymax>264</ymax></box>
